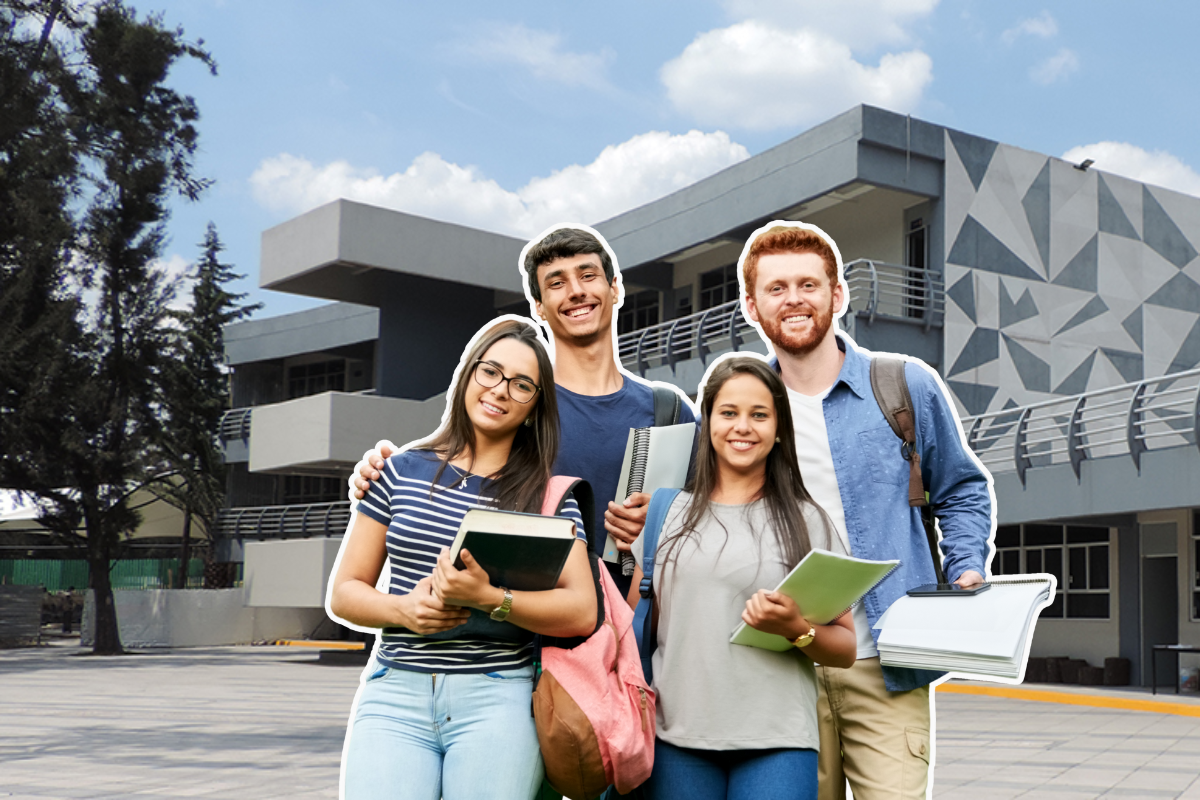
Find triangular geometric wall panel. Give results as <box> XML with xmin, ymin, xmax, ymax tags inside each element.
<box><xmin>947</xmin><ymin>380</ymin><xmax>999</xmax><ymax>416</ymax></box>
<box><xmin>1002</xmin><ymin>334</ymin><xmax>1051</xmax><ymax>392</ymax></box>
<box><xmin>948</xmin><ymin>216</ymin><xmax>1047</xmax><ymax>282</ymax></box>
<box><xmin>1168</xmin><ymin>317</ymin><xmax>1200</xmax><ymax>372</ymax></box>
<box><xmin>948</xmin><ymin>130</ymin><xmax>998</xmax><ymax>192</ymax></box>
<box><xmin>1052</xmin><ymin>234</ymin><xmax>1099</xmax><ymax>292</ymax></box>
<box><xmin>1144</xmin><ymin>272</ymin><xmax>1200</xmax><ymax>313</ymax></box>
<box><xmin>1098</xmin><ymin>175</ymin><xmax>1141</xmax><ymax>241</ymax></box>
<box><xmin>1144</xmin><ymin>186</ymin><xmax>1199</xmax><ymax>268</ymax></box>
<box><xmin>947</xmin><ymin>272</ymin><xmax>977</xmax><ymax>323</ymax></box>
<box><xmin>1055</xmin><ymin>295</ymin><xmax>1109</xmax><ymax>336</ymax></box>
<box><xmin>1053</xmin><ymin>350</ymin><xmax>1097</xmax><ymax>395</ymax></box>
<box><xmin>949</xmin><ymin>327</ymin><xmax>1000</xmax><ymax>376</ymax></box>
<box><xmin>999</xmin><ymin>282</ymin><xmax>1039</xmax><ymax>328</ymax></box>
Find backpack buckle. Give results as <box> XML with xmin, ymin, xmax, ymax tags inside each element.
<box><xmin>639</xmin><ymin>577</ymin><xmax>652</xmax><ymax>598</ymax></box>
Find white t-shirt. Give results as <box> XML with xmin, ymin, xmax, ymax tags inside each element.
<box><xmin>787</xmin><ymin>386</ymin><xmax>878</xmax><ymax>659</ymax></box>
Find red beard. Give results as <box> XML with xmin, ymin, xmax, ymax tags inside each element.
<box><xmin>759</xmin><ymin>299</ymin><xmax>835</xmax><ymax>356</ymax></box>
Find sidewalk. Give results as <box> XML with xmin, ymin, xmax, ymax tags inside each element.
<box><xmin>2</xmin><ymin>640</ymin><xmax>1199</xmax><ymax>799</ymax></box>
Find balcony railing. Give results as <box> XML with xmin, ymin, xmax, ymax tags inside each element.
<box><xmin>963</xmin><ymin>368</ymin><xmax>1200</xmax><ymax>485</ymax></box>
<box><xmin>218</xmin><ymin>408</ymin><xmax>252</xmax><ymax>442</ymax></box>
<box><xmin>213</xmin><ymin>501</ymin><xmax>350</xmax><ymax>540</ymax></box>
<box><xmin>842</xmin><ymin>259</ymin><xmax>944</xmax><ymax>330</ymax></box>
<box><xmin>616</xmin><ymin>258</ymin><xmax>944</xmax><ymax>375</ymax></box>
<box><xmin>617</xmin><ymin>299</ymin><xmax>758</xmax><ymax>376</ymax></box>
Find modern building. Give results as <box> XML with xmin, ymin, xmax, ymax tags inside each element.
<box><xmin>220</xmin><ymin>105</ymin><xmax>1200</xmax><ymax>686</ymax></box>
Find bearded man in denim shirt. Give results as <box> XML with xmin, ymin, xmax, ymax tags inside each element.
<box><xmin>740</xmin><ymin>223</ymin><xmax>993</xmax><ymax>800</ymax></box>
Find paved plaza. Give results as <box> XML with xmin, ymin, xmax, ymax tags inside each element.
<box><xmin>2</xmin><ymin>640</ymin><xmax>1199</xmax><ymax>799</ymax></box>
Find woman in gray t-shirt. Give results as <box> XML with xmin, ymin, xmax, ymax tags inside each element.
<box><xmin>632</xmin><ymin>356</ymin><xmax>856</xmax><ymax>800</ymax></box>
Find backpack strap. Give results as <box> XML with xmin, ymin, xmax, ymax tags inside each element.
<box><xmin>632</xmin><ymin>488</ymin><xmax>681</xmax><ymax>682</ymax></box>
<box><xmin>869</xmin><ymin>358</ymin><xmax>951</xmax><ymax>586</ymax></box>
<box><xmin>651</xmin><ymin>384</ymin><xmax>682</xmax><ymax>427</ymax></box>
<box><xmin>539</xmin><ymin>476</ymin><xmax>603</xmax><ymax>647</ymax></box>
<box><xmin>869</xmin><ymin>357</ymin><xmax>926</xmax><ymax>508</ymax></box>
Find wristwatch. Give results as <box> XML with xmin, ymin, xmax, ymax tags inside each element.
<box><xmin>489</xmin><ymin>587</ymin><xmax>513</xmax><ymax>621</ymax></box>
<box><xmin>790</xmin><ymin>625</ymin><xmax>816</xmax><ymax>649</ymax></box>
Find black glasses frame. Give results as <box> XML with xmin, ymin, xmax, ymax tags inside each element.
<box><xmin>471</xmin><ymin>360</ymin><xmax>541</xmax><ymax>404</ymax></box>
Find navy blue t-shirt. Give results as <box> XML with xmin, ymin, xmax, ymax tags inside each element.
<box><xmin>554</xmin><ymin>378</ymin><xmax>695</xmax><ymax>556</ymax></box>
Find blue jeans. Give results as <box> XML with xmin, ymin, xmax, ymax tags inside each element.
<box><xmin>342</xmin><ymin>662</ymin><xmax>543</xmax><ymax>800</ymax></box>
<box><xmin>645</xmin><ymin>739</ymin><xmax>817</xmax><ymax>800</ymax></box>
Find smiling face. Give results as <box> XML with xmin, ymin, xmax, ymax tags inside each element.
<box><xmin>463</xmin><ymin>337</ymin><xmax>541</xmax><ymax>444</ymax></box>
<box><xmin>533</xmin><ymin>252</ymin><xmax>619</xmax><ymax>346</ymax></box>
<box><xmin>745</xmin><ymin>251</ymin><xmax>843</xmax><ymax>357</ymax></box>
<box><xmin>708</xmin><ymin>372</ymin><xmax>778</xmax><ymax>481</ymax></box>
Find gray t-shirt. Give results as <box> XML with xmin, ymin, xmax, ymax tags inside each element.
<box><xmin>632</xmin><ymin>492</ymin><xmax>837</xmax><ymax>751</ymax></box>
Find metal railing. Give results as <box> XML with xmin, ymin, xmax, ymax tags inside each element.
<box><xmin>617</xmin><ymin>299</ymin><xmax>758</xmax><ymax>376</ymax></box>
<box><xmin>615</xmin><ymin>259</ymin><xmax>944</xmax><ymax>375</ymax></box>
<box><xmin>963</xmin><ymin>368</ymin><xmax>1200</xmax><ymax>484</ymax></box>
<box><xmin>218</xmin><ymin>408</ymin><xmax>252</xmax><ymax>443</ymax></box>
<box><xmin>213</xmin><ymin>501</ymin><xmax>350</xmax><ymax>540</ymax></box>
<box><xmin>842</xmin><ymin>259</ymin><xmax>944</xmax><ymax>330</ymax></box>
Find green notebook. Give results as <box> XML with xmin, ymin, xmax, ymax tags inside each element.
<box><xmin>729</xmin><ymin>549</ymin><xmax>900</xmax><ymax>652</ymax></box>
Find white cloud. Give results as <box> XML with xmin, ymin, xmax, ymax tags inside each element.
<box><xmin>156</xmin><ymin>254</ymin><xmax>194</xmax><ymax>312</ymax></box>
<box><xmin>1062</xmin><ymin>142</ymin><xmax>1200</xmax><ymax>197</ymax></box>
<box><xmin>1002</xmin><ymin>11</ymin><xmax>1057</xmax><ymax>44</ymax></box>
<box><xmin>1029</xmin><ymin>48</ymin><xmax>1078</xmax><ymax>84</ymax></box>
<box><xmin>661</xmin><ymin>22</ymin><xmax>932</xmax><ymax>131</ymax></box>
<box><xmin>249</xmin><ymin>130</ymin><xmax>750</xmax><ymax>237</ymax></box>
<box><xmin>462</xmin><ymin>23</ymin><xmax>614</xmax><ymax>90</ymax></box>
<box><xmin>721</xmin><ymin>0</ymin><xmax>939</xmax><ymax>51</ymax></box>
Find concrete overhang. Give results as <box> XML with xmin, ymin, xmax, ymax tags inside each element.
<box><xmin>992</xmin><ymin>446</ymin><xmax>1200</xmax><ymax>526</ymax></box>
<box><xmin>596</xmin><ymin>105</ymin><xmax>946</xmax><ymax>269</ymax></box>
<box><xmin>225</xmin><ymin>302</ymin><xmax>378</xmax><ymax>366</ymax></box>
<box><xmin>248</xmin><ymin>391</ymin><xmax>447</xmax><ymax>474</ymax></box>
<box><xmin>260</xmin><ymin>200</ymin><xmax>527</xmax><ymax>305</ymax></box>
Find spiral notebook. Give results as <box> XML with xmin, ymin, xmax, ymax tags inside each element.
<box><xmin>601</xmin><ymin>422</ymin><xmax>696</xmax><ymax>564</ymax></box>
<box><xmin>874</xmin><ymin>575</ymin><xmax>1056</xmax><ymax>680</ymax></box>
<box><xmin>729</xmin><ymin>550</ymin><xmax>900</xmax><ymax>652</ymax></box>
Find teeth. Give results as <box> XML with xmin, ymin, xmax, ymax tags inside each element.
<box><xmin>566</xmin><ymin>306</ymin><xmax>593</xmax><ymax>318</ymax></box>
<box><xmin>481</xmin><ymin>402</ymin><xmax>504</xmax><ymax>414</ymax></box>
<box><xmin>729</xmin><ymin>441</ymin><xmax>756</xmax><ymax>450</ymax></box>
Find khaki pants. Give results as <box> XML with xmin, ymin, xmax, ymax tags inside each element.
<box><xmin>816</xmin><ymin>658</ymin><xmax>931</xmax><ymax>800</ymax></box>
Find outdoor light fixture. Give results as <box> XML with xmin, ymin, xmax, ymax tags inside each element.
<box><xmin>1074</xmin><ymin>158</ymin><xmax>1095</xmax><ymax>171</ymax></box>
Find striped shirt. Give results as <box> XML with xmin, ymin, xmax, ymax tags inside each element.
<box><xmin>356</xmin><ymin>449</ymin><xmax>585</xmax><ymax>673</ymax></box>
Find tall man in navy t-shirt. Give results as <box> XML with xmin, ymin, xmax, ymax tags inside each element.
<box><xmin>352</xmin><ymin>225</ymin><xmax>695</xmax><ymax>594</ymax></box>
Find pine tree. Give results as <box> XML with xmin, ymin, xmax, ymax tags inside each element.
<box><xmin>157</xmin><ymin>224</ymin><xmax>261</xmax><ymax>587</ymax></box>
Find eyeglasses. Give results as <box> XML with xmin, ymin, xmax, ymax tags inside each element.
<box><xmin>472</xmin><ymin>360</ymin><xmax>540</xmax><ymax>404</ymax></box>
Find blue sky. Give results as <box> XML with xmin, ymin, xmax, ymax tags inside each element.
<box><xmin>154</xmin><ymin>0</ymin><xmax>1200</xmax><ymax>319</ymax></box>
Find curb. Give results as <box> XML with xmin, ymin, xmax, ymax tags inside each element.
<box><xmin>938</xmin><ymin>682</ymin><xmax>1200</xmax><ymax>718</ymax></box>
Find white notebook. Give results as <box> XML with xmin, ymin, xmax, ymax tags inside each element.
<box><xmin>602</xmin><ymin>422</ymin><xmax>695</xmax><ymax>564</ymax></box>
<box><xmin>874</xmin><ymin>575</ymin><xmax>1056</xmax><ymax>680</ymax></box>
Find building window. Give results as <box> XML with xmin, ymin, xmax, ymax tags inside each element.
<box><xmin>282</xmin><ymin>475</ymin><xmax>344</xmax><ymax>505</ymax></box>
<box><xmin>989</xmin><ymin>523</ymin><xmax>1111</xmax><ymax>620</ymax></box>
<box><xmin>617</xmin><ymin>289</ymin><xmax>660</xmax><ymax>335</ymax></box>
<box><xmin>1193</xmin><ymin>509</ymin><xmax>1199</xmax><ymax>621</ymax></box>
<box><xmin>699</xmin><ymin>264</ymin><xmax>739</xmax><ymax>310</ymax></box>
<box><xmin>287</xmin><ymin>360</ymin><xmax>345</xmax><ymax>399</ymax></box>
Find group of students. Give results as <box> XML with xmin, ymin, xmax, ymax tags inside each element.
<box><xmin>328</xmin><ymin>222</ymin><xmax>994</xmax><ymax>800</ymax></box>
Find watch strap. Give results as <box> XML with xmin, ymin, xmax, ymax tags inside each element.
<box><xmin>489</xmin><ymin>587</ymin><xmax>513</xmax><ymax>621</ymax></box>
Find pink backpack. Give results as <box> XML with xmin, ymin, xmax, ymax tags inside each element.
<box><xmin>534</xmin><ymin>476</ymin><xmax>656</xmax><ymax>800</ymax></box>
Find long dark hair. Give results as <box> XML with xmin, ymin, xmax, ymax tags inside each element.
<box><xmin>423</xmin><ymin>318</ymin><xmax>559</xmax><ymax>514</ymax></box>
<box><xmin>658</xmin><ymin>356</ymin><xmax>825</xmax><ymax>575</ymax></box>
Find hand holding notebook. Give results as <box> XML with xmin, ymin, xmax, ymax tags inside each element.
<box><xmin>730</xmin><ymin>550</ymin><xmax>900</xmax><ymax>652</ymax></box>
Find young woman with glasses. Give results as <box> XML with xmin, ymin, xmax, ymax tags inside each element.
<box><xmin>329</xmin><ymin>317</ymin><xmax>598</xmax><ymax>800</ymax></box>
<box><xmin>631</xmin><ymin>356</ymin><xmax>856</xmax><ymax>800</ymax></box>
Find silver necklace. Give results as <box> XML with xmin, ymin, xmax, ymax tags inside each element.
<box><xmin>448</xmin><ymin>463</ymin><xmax>470</xmax><ymax>490</ymax></box>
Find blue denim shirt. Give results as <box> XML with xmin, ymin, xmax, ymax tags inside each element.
<box><xmin>776</xmin><ymin>335</ymin><xmax>994</xmax><ymax>692</ymax></box>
